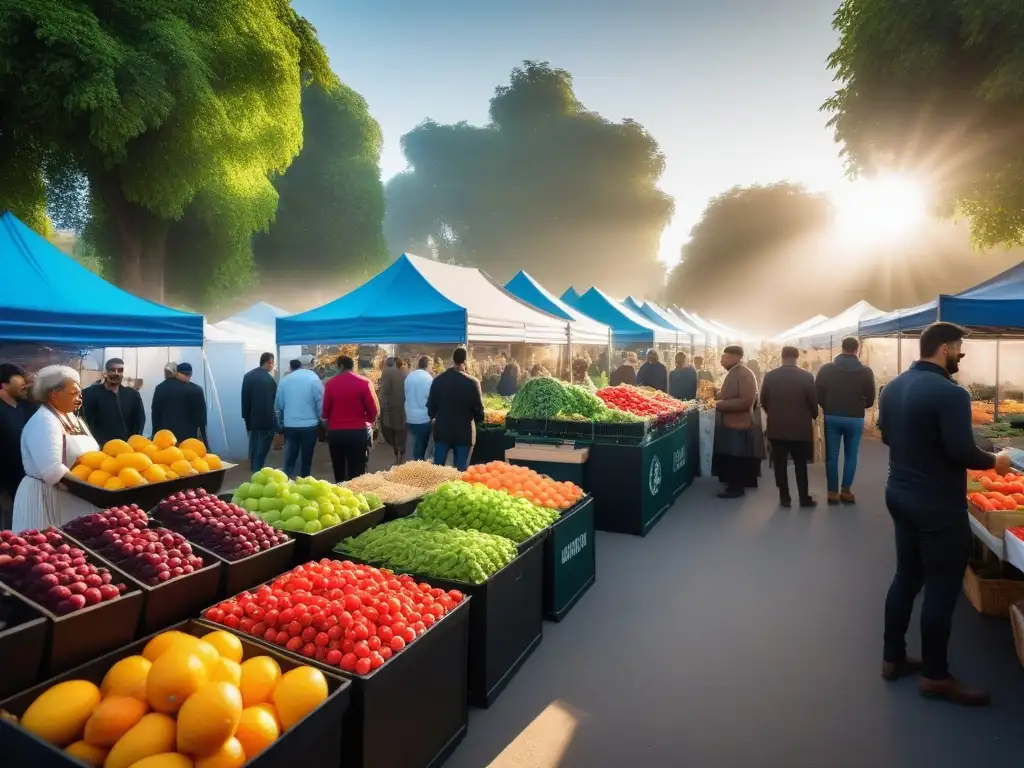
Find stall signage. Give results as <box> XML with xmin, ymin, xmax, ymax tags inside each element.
<box><xmin>672</xmin><ymin>446</ymin><xmax>686</xmax><ymax>473</ymax></box>
<box><xmin>649</xmin><ymin>455</ymin><xmax>663</xmax><ymax>497</ymax></box>
<box><xmin>560</xmin><ymin>531</ymin><xmax>587</xmax><ymax>565</ymax></box>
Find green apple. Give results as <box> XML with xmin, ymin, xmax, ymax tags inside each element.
<box><xmin>285</xmin><ymin>492</ymin><xmax>305</xmax><ymax>507</ymax></box>
<box><xmin>302</xmin><ymin>519</ymin><xmax>322</xmax><ymax>533</ymax></box>
<box><xmin>262</xmin><ymin>482</ymin><xmax>280</xmax><ymax>498</ymax></box>
<box><xmin>263</xmin><ymin>510</ymin><xmax>282</xmax><ymax>524</ymax></box>
<box><xmin>297</xmin><ymin>484</ymin><xmax>318</xmax><ymax>499</ymax></box>
<box><xmin>281</xmin><ymin>504</ymin><xmax>301</xmax><ymax>520</ymax></box>
<box><xmin>301</xmin><ymin>507</ymin><xmax>319</xmax><ymax>522</ymax></box>
<box><xmin>258</xmin><ymin>497</ymin><xmax>284</xmax><ymax>513</ymax></box>
<box><xmin>283</xmin><ymin>516</ymin><xmax>306</xmax><ymax>531</ymax></box>
<box><xmin>316</xmin><ymin>498</ymin><xmax>335</xmax><ymax>516</ymax></box>
<box><xmin>248</xmin><ymin>483</ymin><xmax>266</xmax><ymax>499</ymax></box>
<box><xmin>237</xmin><ymin>482</ymin><xmax>253</xmax><ymax>498</ymax></box>
<box><xmin>320</xmin><ymin>513</ymin><xmax>340</xmax><ymax>528</ymax></box>
<box><xmin>271</xmin><ymin>519</ymin><xmax>286</xmax><ymax>530</ymax></box>
<box><xmin>243</xmin><ymin>498</ymin><xmax>262</xmax><ymax>513</ymax></box>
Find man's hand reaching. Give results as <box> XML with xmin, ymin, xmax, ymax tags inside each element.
<box><xmin>995</xmin><ymin>450</ymin><xmax>1013</xmax><ymax>476</ymax></box>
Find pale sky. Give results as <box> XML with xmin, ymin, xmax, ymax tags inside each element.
<box><xmin>293</xmin><ymin>0</ymin><xmax>847</xmax><ymax>266</ymax></box>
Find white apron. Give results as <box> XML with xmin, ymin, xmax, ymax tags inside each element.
<box><xmin>12</xmin><ymin>425</ymin><xmax>100</xmax><ymax>531</ymax></box>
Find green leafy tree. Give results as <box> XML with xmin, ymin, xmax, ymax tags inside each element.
<box><xmin>825</xmin><ymin>0</ymin><xmax>1024</xmax><ymax>247</ymax></box>
<box><xmin>385</xmin><ymin>61</ymin><xmax>674</xmax><ymax>294</ymax></box>
<box><xmin>0</xmin><ymin>1</ymin><xmax>332</xmax><ymax>302</ymax></box>
<box><xmin>254</xmin><ymin>81</ymin><xmax>387</xmax><ymax>285</ymax></box>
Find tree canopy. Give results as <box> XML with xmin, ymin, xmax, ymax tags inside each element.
<box><xmin>254</xmin><ymin>81</ymin><xmax>387</xmax><ymax>287</ymax></box>
<box><xmin>0</xmin><ymin>0</ymin><xmax>335</xmax><ymax>303</ymax></box>
<box><xmin>384</xmin><ymin>61</ymin><xmax>675</xmax><ymax>295</ymax></box>
<box><xmin>824</xmin><ymin>0</ymin><xmax>1024</xmax><ymax>248</ymax></box>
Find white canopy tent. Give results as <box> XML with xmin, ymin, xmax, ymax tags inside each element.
<box><xmin>773</xmin><ymin>315</ymin><xmax>829</xmax><ymax>344</ymax></box>
<box><xmin>214</xmin><ymin>301</ymin><xmax>302</xmax><ymax>368</ymax></box>
<box><xmin>798</xmin><ymin>301</ymin><xmax>884</xmax><ymax>349</ymax></box>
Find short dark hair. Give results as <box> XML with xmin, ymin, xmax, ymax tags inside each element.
<box><xmin>105</xmin><ymin>358</ymin><xmax>124</xmax><ymax>371</ymax></box>
<box><xmin>841</xmin><ymin>336</ymin><xmax>860</xmax><ymax>353</ymax></box>
<box><xmin>417</xmin><ymin>355</ymin><xmax>430</xmax><ymax>370</ymax></box>
<box><xmin>694</xmin><ymin>356</ymin><xmax>704</xmax><ymax>366</ymax></box>
<box><xmin>723</xmin><ymin>345</ymin><xmax>744</xmax><ymax>357</ymax></box>
<box><xmin>395</xmin><ymin>357</ymin><xmax>405</xmax><ymax>368</ymax></box>
<box><xmin>781</xmin><ymin>346</ymin><xmax>800</xmax><ymax>361</ymax></box>
<box><xmin>920</xmin><ymin>322</ymin><xmax>968</xmax><ymax>358</ymax></box>
<box><xmin>259</xmin><ymin>352</ymin><xmax>274</xmax><ymax>366</ymax></box>
<box><xmin>289</xmin><ymin>359</ymin><xmax>302</xmax><ymax>371</ymax></box>
<box><xmin>453</xmin><ymin>348</ymin><xmax>468</xmax><ymax>366</ymax></box>
<box><xmin>338</xmin><ymin>355</ymin><xmax>355</xmax><ymax>371</ymax></box>
<box><xmin>385</xmin><ymin>357</ymin><xmax>395</xmax><ymax>368</ymax></box>
<box><xmin>0</xmin><ymin>363</ymin><xmax>25</xmax><ymax>385</ymax></box>
<box><xmin>675</xmin><ymin>351</ymin><xmax>687</xmax><ymax>365</ymax></box>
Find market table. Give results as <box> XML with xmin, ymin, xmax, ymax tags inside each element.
<box><xmin>969</xmin><ymin>513</ymin><xmax>1005</xmax><ymax>560</ymax></box>
<box><xmin>1005</xmin><ymin>530</ymin><xmax>1024</xmax><ymax>572</ymax></box>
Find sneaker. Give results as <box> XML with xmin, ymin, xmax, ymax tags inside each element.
<box><xmin>799</xmin><ymin>497</ymin><xmax>818</xmax><ymax>508</ymax></box>
<box><xmin>827</xmin><ymin>492</ymin><xmax>841</xmax><ymax>505</ymax></box>
<box><xmin>840</xmin><ymin>488</ymin><xmax>856</xmax><ymax>503</ymax></box>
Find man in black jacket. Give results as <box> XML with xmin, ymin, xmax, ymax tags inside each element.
<box><xmin>81</xmin><ymin>357</ymin><xmax>146</xmax><ymax>446</ymax></box>
<box><xmin>636</xmin><ymin>349</ymin><xmax>668</xmax><ymax>392</ymax></box>
<box><xmin>151</xmin><ymin>362</ymin><xmax>208</xmax><ymax>443</ymax></box>
<box><xmin>815</xmin><ymin>336</ymin><xmax>876</xmax><ymax>504</ymax></box>
<box><xmin>760</xmin><ymin>347</ymin><xmax>818</xmax><ymax>508</ymax></box>
<box><xmin>241</xmin><ymin>352</ymin><xmax>277</xmax><ymax>471</ymax></box>
<box><xmin>879</xmin><ymin>322</ymin><xmax>1010</xmax><ymax>706</ymax></box>
<box><xmin>427</xmin><ymin>348</ymin><xmax>484</xmax><ymax>471</ymax></box>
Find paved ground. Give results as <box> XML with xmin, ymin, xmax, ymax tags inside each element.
<box><xmin>228</xmin><ymin>440</ymin><xmax>1024</xmax><ymax>767</ymax></box>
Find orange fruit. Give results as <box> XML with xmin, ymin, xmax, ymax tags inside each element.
<box><xmin>143</xmin><ymin>464</ymin><xmax>168</xmax><ymax>484</ymax></box>
<box><xmin>154</xmin><ymin>446</ymin><xmax>185</xmax><ymax>465</ymax></box>
<box><xmin>210</xmin><ymin>657</ymin><xmax>241</xmax><ymax>687</ymax></box>
<box><xmin>181</xmin><ymin>449</ymin><xmax>199</xmax><ymax>463</ymax></box>
<box><xmin>146</xmin><ymin>648</ymin><xmax>210</xmax><ymax>714</ymax></box>
<box><xmin>65</xmin><ymin>740</ymin><xmax>108</xmax><ymax>766</ymax></box>
<box><xmin>164</xmin><ymin>635</ymin><xmax>220</xmax><ymax>673</ymax></box>
<box><xmin>83</xmin><ymin>695</ymin><xmax>149</xmax><ymax>747</ymax></box>
<box><xmin>117</xmin><ymin>451</ymin><xmax>153</xmax><ymax>472</ymax></box>
<box><xmin>100</xmin><ymin>655</ymin><xmax>152</xmax><ymax>701</ymax></box>
<box><xmin>272</xmin><ymin>666</ymin><xmax>328</xmax><ymax>729</ymax></box>
<box><xmin>100</xmin><ymin>456</ymin><xmax>121</xmax><ymax>474</ymax></box>
<box><xmin>191</xmin><ymin>459</ymin><xmax>211</xmax><ymax>474</ymax></box>
<box><xmin>202</xmin><ymin>630</ymin><xmax>243</xmax><ymax>663</ymax></box>
<box><xmin>71</xmin><ymin>464</ymin><xmax>94</xmax><ymax>481</ymax></box>
<box><xmin>142</xmin><ymin>443</ymin><xmax>161</xmax><ymax>459</ymax></box>
<box><xmin>104</xmin><ymin>476</ymin><xmax>126</xmax><ymax>491</ymax></box>
<box><xmin>87</xmin><ymin>469</ymin><xmax>112</xmax><ymax>486</ymax></box>
<box><xmin>127</xmin><ymin>435</ymin><xmax>153</xmax><ymax>452</ymax></box>
<box><xmin>142</xmin><ymin>630</ymin><xmax>191</xmax><ymax>662</ymax></box>
<box><xmin>102</xmin><ymin>713</ymin><xmax>177</xmax><ymax>768</ymax></box>
<box><xmin>118</xmin><ymin>467</ymin><xmax>147</xmax><ymax>488</ymax></box>
<box><xmin>251</xmin><ymin>702</ymin><xmax>280</xmax><ymax>729</ymax></box>
<box><xmin>204</xmin><ymin>454</ymin><xmax>223</xmax><ymax>470</ymax></box>
<box><xmin>195</xmin><ymin>737</ymin><xmax>246</xmax><ymax>768</ymax></box>
<box><xmin>175</xmin><ymin>681</ymin><xmax>243</xmax><ymax>756</ymax></box>
<box><xmin>234</xmin><ymin>705</ymin><xmax>280</xmax><ymax>758</ymax></box>
<box><xmin>179</xmin><ymin>438</ymin><xmax>207</xmax><ymax>458</ymax></box>
<box><xmin>165</xmin><ymin>470</ymin><xmax>179</xmax><ymax>480</ymax></box>
<box><xmin>127</xmin><ymin>755</ymin><xmax>194</xmax><ymax>768</ymax></box>
<box><xmin>153</xmin><ymin>429</ymin><xmax>177</xmax><ymax>450</ymax></box>
<box><xmin>170</xmin><ymin>459</ymin><xmax>196</xmax><ymax>477</ymax></box>
<box><xmin>103</xmin><ymin>439</ymin><xmax>133</xmax><ymax>457</ymax></box>
<box><xmin>238</xmin><ymin>657</ymin><xmax>281</xmax><ymax>707</ymax></box>
<box><xmin>76</xmin><ymin>451</ymin><xmax>109</xmax><ymax>470</ymax></box>
<box><xmin>21</xmin><ymin>679</ymin><xmax>101</xmax><ymax>747</ymax></box>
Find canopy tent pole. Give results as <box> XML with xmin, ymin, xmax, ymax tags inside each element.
<box><xmin>995</xmin><ymin>336</ymin><xmax>1002</xmax><ymax>423</ymax></box>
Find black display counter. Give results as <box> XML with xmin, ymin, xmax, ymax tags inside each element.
<box><xmin>470</xmin><ymin>427</ymin><xmax>515</xmax><ymax>465</ymax></box>
<box><xmin>544</xmin><ymin>496</ymin><xmax>596</xmax><ymax>620</ymax></box>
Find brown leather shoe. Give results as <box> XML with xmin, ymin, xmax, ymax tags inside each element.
<box><xmin>840</xmin><ymin>487</ymin><xmax>856</xmax><ymax>503</ymax></box>
<box><xmin>827</xmin><ymin>492</ymin><xmax>841</xmax><ymax>505</ymax></box>
<box><xmin>919</xmin><ymin>677</ymin><xmax>991</xmax><ymax>706</ymax></box>
<box><xmin>881</xmin><ymin>657</ymin><xmax>921</xmax><ymax>681</ymax></box>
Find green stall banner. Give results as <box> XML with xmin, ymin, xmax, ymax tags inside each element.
<box><xmin>544</xmin><ymin>497</ymin><xmax>596</xmax><ymax>621</ymax></box>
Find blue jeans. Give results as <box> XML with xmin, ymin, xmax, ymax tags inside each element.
<box><xmin>434</xmin><ymin>443</ymin><xmax>470</xmax><ymax>471</ymax></box>
<box><xmin>824</xmin><ymin>415</ymin><xmax>864</xmax><ymax>491</ymax></box>
<box><xmin>409</xmin><ymin>422</ymin><xmax>432</xmax><ymax>461</ymax></box>
<box><xmin>248</xmin><ymin>429</ymin><xmax>274</xmax><ymax>472</ymax></box>
<box><xmin>283</xmin><ymin>426</ymin><xmax>318</xmax><ymax>478</ymax></box>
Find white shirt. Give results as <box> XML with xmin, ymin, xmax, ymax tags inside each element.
<box><xmin>22</xmin><ymin>407</ymin><xmax>100</xmax><ymax>486</ymax></box>
<box><xmin>404</xmin><ymin>369</ymin><xmax>433</xmax><ymax>424</ymax></box>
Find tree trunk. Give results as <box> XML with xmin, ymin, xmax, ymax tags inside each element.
<box><xmin>95</xmin><ymin>179</ymin><xmax>169</xmax><ymax>303</ymax></box>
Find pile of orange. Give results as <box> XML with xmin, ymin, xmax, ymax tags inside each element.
<box><xmin>462</xmin><ymin>461</ymin><xmax>585</xmax><ymax>510</ymax></box>
<box><xmin>13</xmin><ymin>628</ymin><xmax>329</xmax><ymax>767</ymax></box>
<box><xmin>71</xmin><ymin>431</ymin><xmax>222</xmax><ymax>490</ymax></box>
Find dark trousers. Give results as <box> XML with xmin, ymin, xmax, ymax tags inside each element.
<box><xmin>248</xmin><ymin>429</ymin><xmax>275</xmax><ymax>472</ymax></box>
<box><xmin>408</xmin><ymin>422</ymin><xmax>432</xmax><ymax>461</ymax></box>
<box><xmin>434</xmin><ymin>443</ymin><xmax>471</xmax><ymax>471</ymax></box>
<box><xmin>770</xmin><ymin>439</ymin><xmax>811</xmax><ymax>502</ymax></box>
<box><xmin>283</xmin><ymin>426</ymin><xmax>318</xmax><ymax>478</ymax></box>
<box><xmin>883</xmin><ymin>495</ymin><xmax>972</xmax><ymax>680</ymax></box>
<box><xmin>328</xmin><ymin>429</ymin><xmax>369</xmax><ymax>482</ymax></box>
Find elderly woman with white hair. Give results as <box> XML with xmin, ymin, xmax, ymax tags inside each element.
<box><xmin>12</xmin><ymin>365</ymin><xmax>100</xmax><ymax>530</ymax></box>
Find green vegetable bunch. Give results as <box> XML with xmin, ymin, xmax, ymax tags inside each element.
<box><xmin>483</xmin><ymin>393</ymin><xmax>513</xmax><ymax>412</ymax></box>
<box><xmin>508</xmin><ymin>376</ymin><xmax>618</xmax><ymax>421</ymax></box>
<box><xmin>336</xmin><ymin>516</ymin><xmax>517</xmax><ymax>583</ymax></box>
<box><xmin>417</xmin><ymin>481</ymin><xmax>559</xmax><ymax>542</ymax></box>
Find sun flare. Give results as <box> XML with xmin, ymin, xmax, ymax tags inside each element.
<box><xmin>832</xmin><ymin>174</ymin><xmax>927</xmax><ymax>243</ymax></box>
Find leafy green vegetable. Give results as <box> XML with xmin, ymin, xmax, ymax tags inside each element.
<box><xmin>507</xmin><ymin>376</ymin><xmax>630</xmax><ymax>421</ymax></box>
<box><xmin>417</xmin><ymin>481</ymin><xmax>559</xmax><ymax>542</ymax></box>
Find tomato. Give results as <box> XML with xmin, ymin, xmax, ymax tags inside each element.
<box><xmin>369</xmin><ymin>652</ymin><xmax>385</xmax><ymax>670</ymax></box>
<box><xmin>401</xmin><ymin>627</ymin><xmax>416</xmax><ymax>644</ymax></box>
<box><xmin>367</xmin><ymin>635</ymin><xmax>381</xmax><ymax>651</ymax></box>
<box><xmin>326</xmin><ymin>649</ymin><xmax>343</xmax><ymax>666</ymax></box>
<box><xmin>355</xmin><ymin>657</ymin><xmax>372</xmax><ymax>675</ymax></box>
<box><xmin>286</xmin><ymin>636</ymin><xmax>303</xmax><ymax>652</ymax></box>
<box><xmin>389</xmin><ymin>636</ymin><xmax>405</xmax><ymax>652</ymax></box>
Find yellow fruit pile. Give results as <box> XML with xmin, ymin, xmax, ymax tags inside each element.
<box><xmin>71</xmin><ymin>431</ymin><xmax>223</xmax><ymax>490</ymax></box>
<box><xmin>12</xmin><ymin>629</ymin><xmax>329</xmax><ymax>767</ymax></box>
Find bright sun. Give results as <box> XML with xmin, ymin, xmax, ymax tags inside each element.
<box><xmin>832</xmin><ymin>174</ymin><xmax>927</xmax><ymax>243</ymax></box>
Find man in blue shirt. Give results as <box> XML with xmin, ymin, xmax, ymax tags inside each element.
<box><xmin>878</xmin><ymin>322</ymin><xmax>1010</xmax><ymax>706</ymax></box>
<box><xmin>274</xmin><ymin>358</ymin><xmax>325</xmax><ymax>478</ymax></box>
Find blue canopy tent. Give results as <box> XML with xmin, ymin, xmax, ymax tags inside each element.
<box><xmin>622</xmin><ymin>297</ymin><xmax>706</xmax><ymax>353</ymax></box>
<box><xmin>0</xmin><ymin>212</ymin><xmax>203</xmax><ymax>347</ymax></box>
<box><xmin>278</xmin><ymin>253</ymin><xmax>568</xmax><ymax>346</ymax></box>
<box><xmin>505</xmin><ymin>271</ymin><xmax>610</xmax><ymax>346</ymax></box>
<box><xmin>560</xmin><ymin>287</ymin><xmax>676</xmax><ymax>347</ymax></box>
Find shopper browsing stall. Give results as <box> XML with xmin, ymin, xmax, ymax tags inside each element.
<box><xmin>152</xmin><ymin>362</ymin><xmax>208</xmax><ymax>443</ymax></box>
<box><xmin>428</xmin><ymin>348</ymin><xmax>484</xmax><ymax>471</ymax></box>
<box><xmin>610</xmin><ymin>352</ymin><xmax>637</xmax><ymax>387</ymax></box>
<box><xmin>323</xmin><ymin>355</ymin><xmax>378</xmax><ymax>481</ymax></box>
<box><xmin>759</xmin><ymin>346</ymin><xmax>817</xmax><ymax>508</ymax></box>
<box><xmin>636</xmin><ymin>349</ymin><xmax>668</xmax><ymax>392</ymax></box>
<box><xmin>13</xmin><ymin>366</ymin><xmax>100</xmax><ymax>529</ymax></box>
<box><xmin>669</xmin><ymin>352</ymin><xmax>698</xmax><ymax>401</ymax></box>
<box><xmin>712</xmin><ymin>346</ymin><xmax>759</xmax><ymax>498</ymax></box>
<box><xmin>379</xmin><ymin>357</ymin><xmax>408</xmax><ymax>465</ymax></box>
<box><xmin>241</xmin><ymin>352</ymin><xmax>278</xmax><ymax>471</ymax></box>
<box><xmin>572</xmin><ymin>357</ymin><xmax>597</xmax><ymax>393</ymax></box>
<box><xmin>275</xmin><ymin>358</ymin><xmax>324</xmax><ymax>478</ymax></box>
<box><xmin>0</xmin><ymin>363</ymin><xmax>36</xmax><ymax>528</ymax></box>
<box><xmin>405</xmin><ymin>356</ymin><xmax>434</xmax><ymax>461</ymax></box>
<box><xmin>80</xmin><ymin>357</ymin><xmax>146</xmax><ymax>446</ymax></box>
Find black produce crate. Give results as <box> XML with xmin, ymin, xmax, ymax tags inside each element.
<box><xmin>0</xmin><ymin>586</ymin><xmax>47</xmax><ymax>699</ymax></box>
<box><xmin>286</xmin><ymin>505</ymin><xmax>387</xmax><ymax>565</ymax></box>
<box><xmin>592</xmin><ymin>419</ymin><xmax>651</xmax><ymax>445</ymax></box>
<box><xmin>543</xmin><ymin>496</ymin><xmax>596</xmax><ymax>621</ymax></box>
<box><xmin>0</xmin><ymin>549</ymin><xmax>144</xmax><ymax>676</ymax></box>
<box><xmin>63</xmin><ymin>464</ymin><xmax>234</xmax><ymax>510</ymax></box>
<box><xmin>61</xmin><ymin>531</ymin><xmax>221</xmax><ymax>635</ymax></box>
<box><xmin>0</xmin><ymin>620</ymin><xmax>352</xmax><ymax>768</ymax></box>
<box><xmin>197</xmin><ymin>599</ymin><xmax>470</xmax><ymax>768</ymax></box>
<box><xmin>341</xmin><ymin>540</ymin><xmax>544</xmax><ymax>708</ymax></box>
<box><xmin>469</xmin><ymin>427</ymin><xmax>515</xmax><ymax>465</ymax></box>
<box><xmin>504</xmin><ymin>417</ymin><xmax>549</xmax><ymax>437</ymax></box>
<box><xmin>383</xmin><ymin>498</ymin><xmax>419</xmax><ymax>522</ymax></box>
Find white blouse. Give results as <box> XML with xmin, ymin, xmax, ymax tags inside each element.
<box><xmin>21</xmin><ymin>407</ymin><xmax>99</xmax><ymax>486</ymax></box>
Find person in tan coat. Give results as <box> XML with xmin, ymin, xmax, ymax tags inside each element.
<box><xmin>712</xmin><ymin>345</ymin><xmax>760</xmax><ymax>498</ymax></box>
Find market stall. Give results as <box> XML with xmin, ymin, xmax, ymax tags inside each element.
<box><xmin>561</xmin><ymin>286</ymin><xmax>678</xmax><ymax>357</ymax></box>
<box><xmin>622</xmin><ymin>297</ymin><xmax>706</xmax><ymax>356</ymax></box>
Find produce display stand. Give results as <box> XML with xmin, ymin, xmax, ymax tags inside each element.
<box><xmin>383</xmin><ymin>497</ymin><xmax>422</xmax><ymax>522</ymax></box>
<box><xmin>61</xmin><ymin>530</ymin><xmax>221</xmax><ymax>635</ymax></box>
<box><xmin>0</xmin><ymin>585</ymin><xmax>47</xmax><ymax>699</ymax></box>
<box><xmin>286</xmin><ymin>505</ymin><xmax>387</xmax><ymax>564</ymax></box>
<box><xmin>969</xmin><ymin>513</ymin><xmax>1005</xmax><ymax>560</ymax></box>
<box><xmin>199</xmin><ymin>600</ymin><xmax>471</xmax><ymax>768</ymax></box>
<box><xmin>64</xmin><ymin>464</ymin><xmax>234</xmax><ymax>511</ymax></box>
<box><xmin>687</xmin><ymin>405</ymin><xmax>701</xmax><ymax>476</ymax></box>
<box><xmin>469</xmin><ymin>426</ymin><xmax>515</xmax><ymax>465</ymax></box>
<box><xmin>188</xmin><ymin>538</ymin><xmax>296</xmax><ymax>597</ymax></box>
<box><xmin>543</xmin><ymin>495</ymin><xmax>596</xmax><ymax>621</ymax></box>
<box><xmin>0</xmin><ymin>620</ymin><xmax>353</xmax><ymax>768</ymax></box>
<box><xmin>1006</xmin><ymin>531</ymin><xmax>1024</xmax><ymax>573</ymax></box>
<box><xmin>505</xmin><ymin>443</ymin><xmax>590</xmax><ymax>487</ymax></box>
<box><xmin>1</xmin><ymin>551</ymin><xmax>143</xmax><ymax>676</ymax></box>
<box><xmin>341</xmin><ymin>540</ymin><xmax>544</xmax><ymax>709</ymax></box>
